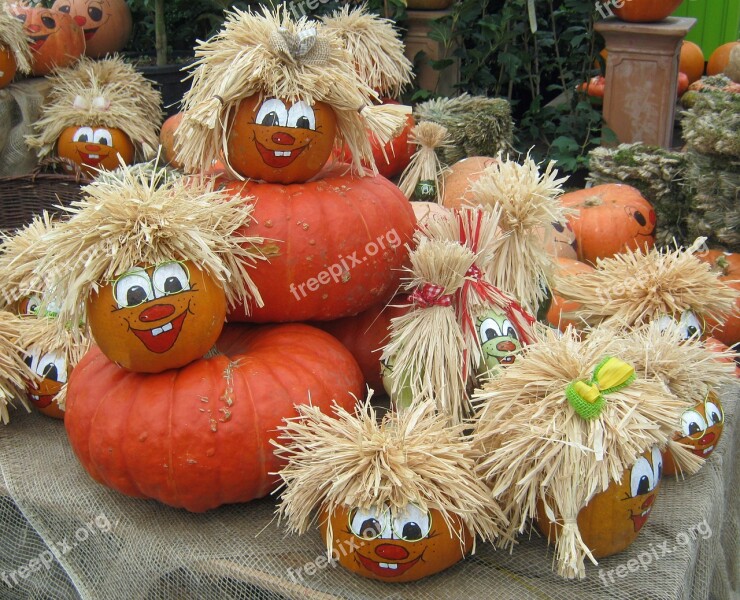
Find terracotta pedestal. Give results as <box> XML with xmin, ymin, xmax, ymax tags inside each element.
<box><xmin>595</xmin><ymin>16</ymin><xmax>696</xmax><ymax>148</ymax></box>
<box><xmin>404</xmin><ymin>9</ymin><xmax>460</xmax><ymax>95</ymax></box>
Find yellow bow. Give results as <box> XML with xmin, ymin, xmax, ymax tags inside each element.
<box><xmin>566</xmin><ymin>357</ymin><xmax>635</xmax><ymax>420</ymax></box>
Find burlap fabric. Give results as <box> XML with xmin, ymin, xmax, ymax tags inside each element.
<box><xmin>0</xmin><ymin>78</ymin><xmax>51</xmax><ymax>177</ymax></box>
<box><xmin>0</xmin><ymin>383</ymin><xmax>737</xmax><ymax>599</ymax></box>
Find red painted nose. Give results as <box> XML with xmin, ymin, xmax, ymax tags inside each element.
<box><xmin>641</xmin><ymin>494</ymin><xmax>656</xmax><ymax>510</ymax></box>
<box><xmin>374</xmin><ymin>544</ymin><xmax>409</xmax><ymax>561</ymax></box>
<box><xmin>84</xmin><ymin>144</ymin><xmax>101</xmax><ymax>152</ymax></box>
<box><xmin>497</xmin><ymin>340</ymin><xmax>516</xmax><ymax>352</ymax></box>
<box><xmin>26</xmin><ymin>24</ymin><xmax>41</xmax><ymax>33</ymax></box>
<box><xmin>649</xmin><ymin>210</ymin><xmax>657</xmax><ymax>225</ymax></box>
<box><xmin>139</xmin><ymin>304</ymin><xmax>175</xmax><ymax>322</ymax></box>
<box><xmin>698</xmin><ymin>432</ymin><xmax>716</xmax><ymax>446</ymax></box>
<box><xmin>271</xmin><ymin>132</ymin><xmax>295</xmax><ymax>145</ymax></box>
<box><xmin>74</xmin><ymin>15</ymin><xmax>86</xmax><ymax>27</ymax></box>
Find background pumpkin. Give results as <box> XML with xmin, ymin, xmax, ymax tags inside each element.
<box><xmin>560</xmin><ymin>183</ymin><xmax>656</xmax><ymax>265</ymax></box>
<box><xmin>0</xmin><ymin>49</ymin><xmax>17</xmax><ymax>89</ymax></box>
<box><xmin>224</xmin><ymin>166</ymin><xmax>416</xmax><ymax>323</ymax></box>
<box><xmin>159</xmin><ymin>112</ymin><xmax>184</xmax><ymax>169</ymax></box>
<box><xmin>706</xmin><ymin>41</ymin><xmax>740</xmax><ymax>77</ymax></box>
<box><xmin>679</xmin><ymin>41</ymin><xmax>706</xmax><ymax>84</ymax></box>
<box><xmin>441</xmin><ymin>156</ymin><xmax>498</xmax><ymax>210</ymax></box>
<box><xmin>546</xmin><ymin>257</ymin><xmax>595</xmax><ymax>331</ymax></box>
<box><xmin>51</xmin><ymin>0</ymin><xmax>132</xmax><ymax>58</ymax></box>
<box><xmin>64</xmin><ymin>323</ymin><xmax>363</xmax><ymax>512</ymax></box>
<box><xmin>696</xmin><ymin>250</ymin><xmax>740</xmax><ymax>346</ymax></box>
<box><xmin>612</xmin><ymin>0</ymin><xmax>684</xmax><ymax>23</ymax></box>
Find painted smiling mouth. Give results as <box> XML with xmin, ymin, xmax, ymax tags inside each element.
<box><xmin>29</xmin><ymin>34</ymin><xmax>49</xmax><ymax>52</ymax></box>
<box><xmin>357</xmin><ymin>554</ymin><xmax>421</xmax><ymax>577</ymax></box>
<box><xmin>630</xmin><ymin>505</ymin><xmax>653</xmax><ymax>532</ymax></box>
<box><xmin>692</xmin><ymin>445</ymin><xmax>714</xmax><ymax>456</ymax></box>
<box><xmin>30</xmin><ymin>393</ymin><xmax>55</xmax><ymax>408</ymax></box>
<box><xmin>131</xmin><ymin>311</ymin><xmax>187</xmax><ymax>354</ymax></box>
<box><xmin>83</xmin><ymin>27</ymin><xmax>99</xmax><ymax>41</ymax></box>
<box><xmin>77</xmin><ymin>151</ymin><xmax>109</xmax><ymax>166</ymax></box>
<box><xmin>255</xmin><ymin>141</ymin><xmax>306</xmax><ymax>169</ymax></box>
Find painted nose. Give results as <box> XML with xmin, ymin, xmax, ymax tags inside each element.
<box><xmin>698</xmin><ymin>432</ymin><xmax>716</xmax><ymax>446</ymax></box>
<box><xmin>374</xmin><ymin>544</ymin><xmax>409</xmax><ymax>561</ymax></box>
<box><xmin>497</xmin><ymin>340</ymin><xmax>516</xmax><ymax>353</ymax></box>
<box><xmin>84</xmin><ymin>144</ymin><xmax>102</xmax><ymax>152</ymax></box>
<box><xmin>271</xmin><ymin>132</ymin><xmax>295</xmax><ymax>145</ymax></box>
<box><xmin>641</xmin><ymin>494</ymin><xmax>656</xmax><ymax>511</ymax></box>
<box><xmin>74</xmin><ymin>15</ymin><xmax>86</xmax><ymax>27</ymax></box>
<box><xmin>139</xmin><ymin>304</ymin><xmax>175</xmax><ymax>322</ymax></box>
<box><xmin>649</xmin><ymin>210</ymin><xmax>657</xmax><ymax>225</ymax></box>
<box><xmin>26</xmin><ymin>24</ymin><xmax>42</xmax><ymax>33</ymax></box>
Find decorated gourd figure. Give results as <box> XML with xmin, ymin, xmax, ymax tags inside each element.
<box><xmin>17</xmin><ymin>313</ymin><xmax>89</xmax><ymax>419</ymax></box>
<box><xmin>175</xmin><ymin>6</ymin><xmax>409</xmax><ymax>184</ymax></box>
<box><xmin>273</xmin><ymin>398</ymin><xmax>506</xmax><ymax>583</ymax></box>
<box><xmin>321</xmin><ymin>4</ymin><xmax>415</xmax><ymax>178</ymax></box>
<box><xmin>554</xmin><ymin>237</ymin><xmax>738</xmax><ymax>339</ymax></box>
<box><xmin>471</xmin><ymin>327</ymin><xmax>698</xmax><ymax>579</ymax></box>
<box><xmin>0</xmin><ymin>311</ymin><xmax>34</xmax><ymax>424</ymax></box>
<box><xmin>397</xmin><ymin>121</ymin><xmax>452</xmax><ymax>203</ymax></box>
<box><xmin>51</xmin><ymin>0</ymin><xmax>132</xmax><ymax>58</ymax></box>
<box><xmin>8</xmin><ymin>4</ymin><xmax>85</xmax><ymax>76</ymax></box>
<box><xmin>0</xmin><ymin>3</ymin><xmax>32</xmax><ymax>89</ymax></box>
<box><xmin>26</xmin><ymin>56</ymin><xmax>162</xmax><ymax>178</ymax></box>
<box><xmin>33</xmin><ymin>163</ymin><xmax>265</xmax><ymax>373</ymax></box>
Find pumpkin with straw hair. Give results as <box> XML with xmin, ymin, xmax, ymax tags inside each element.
<box><xmin>33</xmin><ymin>163</ymin><xmax>266</xmax><ymax>373</ymax></box>
<box><xmin>273</xmin><ymin>396</ymin><xmax>508</xmax><ymax>583</ymax></box>
<box><xmin>398</xmin><ymin>121</ymin><xmax>452</xmax><ymax>202</ymax></box>
<box><xmin>0</xmin><ymin>311</ymin><xmax>35</xmax><ymax>424</ymax></box>
<box><xmin>26</xmin><ymin>55</ymin><xmax>162</xmax><ymax>178</ymax></box>
<box><xmin>175</xmin><ymin>6</ymin><xmax>410</xmax><ymax>184</ymax></box>
<box><xmin>471</xmin><ymin>326</ymin><xmax>696</xmax><ymax>579</ymax></box>
<box><xmin>554</xmin><ymin>237</ymin><xmax>739</xmax><ymax>336</ymax></box>
<box><xmin>0</xmin><ymin>2</ymin><xmax>32</xmax><ymax>88</ymax></box>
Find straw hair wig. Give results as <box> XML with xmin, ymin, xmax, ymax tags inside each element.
<box><xmin>554</xmin><ymin>238</ymin><xmax>739</xmax><ymax>329</ymax></box>
<box><xmin>320</xmin><ymin>4</ymin><xmax>412</xmax><ymax>99</ymax></box>
<box><xmin>471</xmin><ymin>326</ymin><xmax>690</xmax><ymax>579</ymax></box>
<box><xmin>35</xmin><ymin>163</ymin><xmax>265</xmax><ymax>329</ymax></box>
<box><xmin>468</xmin><ymin>155</ymin><xmax>569</xmax><ymax>313</ymax></box>
<box><xmin>0</xmin><ymin>311</ymin><xmax>34</xmax><ymax>424</ymax></box>
<box><xmin>0</xmin><ymin>2</ymin><xmax>32</xmax><ymax>75</ymax></box>
<box><xmin>176</xmin><ymin>6</ymin><xmax>410</xmax><ymax>178</ymax></box>
<box><xmin>26</xmin><ymin>56</ymin><xmax>162</xmax><ymax>160</ymax></box>
<box><xmin>273</xmin><ymin>397</ymin><xmax>507</xmax><ymax>553</ymax></box>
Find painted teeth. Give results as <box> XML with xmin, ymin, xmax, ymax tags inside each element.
<box><xmin>641</xmin><ymin>508</ymin><xmax>651</xmax><ymax>517</ymax></box>
<box><xmin>378</xmin><ymin>563</ymin><xmax>398</xmax><ymax>570</ymax></box>
<box><xmin>151</xmin><ymin>322</ymin><xmax>173</xmax><ymax>337</ymax></box>
<box><xmin>274</xmin><ymin>150</ymin><xmax>292</xmax><ymax>157</ymax></box>
<box><xmin>31</xmin><ymin>394</ymin><xmax>39</xmax><ymax>401</ymax></box>
<box><xmin>88</xmin><ymin>154</ymin><xmax>99</xmax><ymax>159</ymax></box>
<box><xmin>703</xmin><ymin>446</ymin><xmax>714</xmax><ymax>455</ymax></box>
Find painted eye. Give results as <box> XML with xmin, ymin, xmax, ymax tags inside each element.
<box><xmin>255</xmin><ymin>98</ymin><xmax>287</xmax><ymax>128</ymax></box>
<box><xmin>93</xmin><ymin>129</ymin><xmax>113</xmax><ymax>146</ymax></box>
<box><xmin>680</xmin><ymin>409</ymin><xmax>707</xmax><ymax>439</ymax></box>
<box><xmin>21</xmin><ymin>294</ymin><xmax>42</xmax><ymax>316</ymax></box>
<box><xmin>630</xmin><ymin>456</ymin><xmax>655</xmax><ymax>497</ymax></box>
<box><xmin>72</xmin><ymin>127</ymin><xmax>95</xmax><ymax>144</ymax></box>
<box><xmin>392</xmin><ymin>504</ymin><xmax>431</xmax><ymax>541</ymax></box>
<box><xmin>650</xmin><ymin>445</ymin><xmax>663</xmax><ymax>485</ymax></box>
<box><xmin>349</xmin><ymin>507</ymin><xmax>389</xmax><ymax>540</ymax></box>
<box><xmin>24</xmin><ymin>353</ymin><xmax>38</xmax><ymax>372</ymax></box>
<box><xmin>501</xmin><ymin>319</ymin><xmax>518</xmax><ymax>340</ymax></box>
<box><xmin>287</xmin><ymin>101</ymin><xmax>316</xmax><ymax>130</ymax></box>
<box><xmin>704</xmin><ymin>400</ymin><xmax>723</xmax><ymax>426</ymax></box>
<box><xmin>15</xmin><ymin>13</ymin><xmax>27</xmax><ymax>23</ymax></box>
<box><xmin>36</xmin><ymin>352</ymin><xmax>67</xmax><ymax>384</ymax></box>
<box><xmin>479</xmin><ymin>317</ymin><xmax>502</xmax><ymax>344</ymax></box>
<box><xmin>655</xmin><ymin>314</ymin><xmax>679</xmax><ymax>335</ymax></box>
<box><xmin>114</xmin><ymin>269</ymin><xmax>154</xmax><ymax>309</ymax></box>
<box><xmin>41</xmin><ymin>16</ymin><xmax>56</xmax><ymax>29</ymax></box>
<box><xmin>88</xmin><ymin>6</ymin><xmax>103</xmax><ymax>21</ymax></box>
<box><xmin>152</xmin><ymin>262</ymin><xmax>190</xmax><ymax>297</ymax></box>
<box><xmin>56</xmin><ymin>3</ymin><xmax>71</xmax><ymax>13</ymax></box>
<box><xmin>679</xmin><ymin>311</ymin><xmax>702</xmax><ymax>340</ymax></box>
<box><xmin>551</xmin><ymin>222</ymin><xmax>565</xmax><ymax>233</ymax></box>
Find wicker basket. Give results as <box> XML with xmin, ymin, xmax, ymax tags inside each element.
<box><xmin>0</xmin><ymin>159</ymin><xmax>91</xmax><ymax>234</ymax></box>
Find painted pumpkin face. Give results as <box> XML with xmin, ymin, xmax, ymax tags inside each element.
<box><xmin>227</xmin><ymin>95</ymin><xmax>338</xmax><ymax>184</ymax></box>
<box><xmin>51</xmin><ymin>0</ymin><xmax>132</xmax><ymax>58</ymax></box>
<box><xmin>321</xmin><ymin>503</ymin><xmax>472</xmax><ymax>582</ymax></box>
<box><xmin>57</xmin><ymin>125</ymin><xmax>135</xmax><ymax>177</ymax></box>
<box><xmin>655</xmin><ymin>310</ymin><xmax>704</xmax><ymax>340</ymax></box>
<box><xmin>625</xmin><ymin>203</ymin><xmax>657</xmax><ymax>244</ymax></box>
<box><xmin>477</xmin><ymin>309</ymin><xmax>522</xmax><ymax>374</ymax></box>
<box><xmin>537</xmin><ymin>445</ymin><xmax>662</xmax><ymax>558</ymax></box>
<box><xmin>86</xmin><ymin>260</ymin><xmax>227</xmax><ymax>373</ymax></box>
<box><xmin>547</xmin><ymin>221</ymin><xmax>578</xmax><ymax>259</ymax></box>
<box><xmin>0</xmin><ymin>47</ymin><xmax>17</xmax><ymax>89</ymax></box>
<box><xmin>24</xmin><ymin>349</ymin><xmax>67</xmax><ymax>419</ymax></box>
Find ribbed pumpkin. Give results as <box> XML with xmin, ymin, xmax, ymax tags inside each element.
<box><xmin>224</xmin><ymin>166</ymin><xmax>416</xmax><ymax>323</ymax></box>
<box><xmin>560</xmin><ymin>184</ymin><xmax>656</xmax><ymax>265</ymax></box>
<box><xmin>64</xmin><ymin>323</ymin><xmax>363</xmax><ymax>512</ymax></box>
<box><xmin>51</xmin><ymin>0</ymin><xmax>132</xmax><ymax>58</ymax></box>
<box><xmin>612</xmin><ymin>0</ymin><xmax>684</xmax><ymax>22</ymax></box>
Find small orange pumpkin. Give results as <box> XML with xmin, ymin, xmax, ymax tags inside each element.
<box><xmin>536</xmin><ymin>445</ymin><xmax>663</xmax><ymax>558</ymax></box>
<box><xmin>86</xmin><ymin>260</ymin><xmax>227</xmax><ymax>373</ymax></box>
<box><xmin>546</xmin><ymin>257</ymin><xmax>595</xmax><ymax>331</ymax></box>
<box><xmin>680</xmin><ymin>41</ymin><xmax>706</xmax><ymax>84</ymax></box>
<box><xmin>706</xmin><ymin>41</ymin><xmax>740</xmax><ymax>77</ymax></box>
<box><xmin>611</xmin><ymin>0</ymin><xmax>684</xmax><ymax>23</ymax></box>
<box><xmin>441</xmin><ymin>156</ymin><xmax>498</xmax><ymax>210</ymax></box>
<box><xmin>227</xmin><ymin>94</ymin><xmax>338</xmax><ymax>184</ymax></box>
<box><xmin>696</xmin><ymin>250</ymin><xmax>740</xmax><ymax>346</ymax></box>
<box><xmin>56</xmin><ymin>125</ymin><xmax>135</xmax><ymax>177</ymax></box>
<box><xmin>0</xmin><ymin>48</ymin><xmax>17</xmax><ymax>89</ymax></box>
<box><xmin>159</xmin><ymin>112</ymin><xmax>184</xmax><ymax>169</ymax></box>
<box><xmin>51</xmin><ymin>0</ymin><xmax>132</xmax><ymax>58</ymax></box>
<box><xmin>10</xmin><ymin>5</ymin><xmax>85</xmax><ymax>76</ymax></box>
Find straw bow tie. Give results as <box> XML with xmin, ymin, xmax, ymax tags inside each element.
<box><xmin>270</xmin><ymin>27</ymin><xmax>329</xmax><ymax>65</ymax></box>
<box><xmin>565</xmin><ymin>357</ymin><xmax>635</xmax><ymax>420</ymax></box>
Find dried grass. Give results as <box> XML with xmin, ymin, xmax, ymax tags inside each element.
<box><xmin>0</xmin><ymin>2</ymin><xmax>31</xmax><ymax>74</ymax></box>
<box><xmin>0</xmin><ymin>311</ymin><xmax>34</xmax><ymax>424</ymax></box>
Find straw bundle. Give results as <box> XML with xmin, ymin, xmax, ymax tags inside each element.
<box><xmin>273</xmin><ymin>397</ymin><xmax>507</xmax><ymax>554</ymax></box>
<box><xmin>176</xmin><ymin>6</ymin><xmax>410</xmax><ymax>178</ymax></box>
<box><xmin>0</xmin><ymin>311</ymin><xmax>34</xmax><ymax>424</ymax></box>
<box><xmin>398</xmin><ymin>121</ymin><xmax>452</xmax><ymax>202</ymax></box>
<box><xmin>471</xmin><ymin>326</ymin><xmax>688</xmax><ymax>579</ymax></box>
<box><xmin>320</xmin><ymin>4</ymin><xmax>412</xmax><ymax>99</ymax></box>
<box><xmin>26</xmin><ymin>56</ymin><xmax>162</xmax><ymax>161</ymax></box>
<box><xmin>554</xmin><ymin>238</ymin><xmax>739</xmax><ymax>329</ymax></box>
<box><xmin>0</xmin><ymin>2</ymin><xmax>31</xmax><ymax>75</ymax></box>
<box><xmin>33</xmin><ymin>163</ymin><xmax>266</xmax><ymax>330</ymax></box>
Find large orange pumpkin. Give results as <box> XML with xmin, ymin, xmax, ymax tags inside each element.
<box><xmin>227</xmin><ymin>94</ymin><xmax>338</xmax><ymax>184</ymax></box>
<box><xmin>51</xmin><ymin>0</ymin><xmax>132</xmax><ymax>58</ymax></box>
<box><xmin>56</xmin><ymin>125</ymin><xmax>135</xmax><ymax>177</ymax></box>
<box><xmin>536</xmin><ymin>445</ymin><xmax>662</xmax><ymax>558</ymax></box>
<box><xmin>612</xmin><ymin>0</ymin><xmax>684</xmax><ymax>22</ymax></box>
<box><xmin>560</xmin><ymin>184</ymin><xmax>656</xmax><ymax>265</ymax></box>
<box><xmin>706</xmin><ymin>41</ymin><xmax>740</xmax><ymax>76</ymax></box>
<box><xmin>86</xmin><ymin>260</ymin><xmax>227</xmax><ymax>373</ymax></box>
<box><xmin>0</xmin><ymin>48</ymin><xmax>17</xmax><ymax>89</ymax></box>
<box><xmin>320</xmin><ymin>503</ymin><xmax>472</xmax><ymax>582</ymax></box>
<box><xmin>65</xmin><ymin>323</ymin><xmax>364</xmax><ymax>512</ymax></box>
<box><xmin>10</xmin><ymin>5</ymin><xmax>85</xmax><ymax>76</ymax></box>
<box><xmin>223</xmin><ymin>166</ymin><xmax>416</xmax><ymax>323</ymax></box>
<box><xmin>546</xmin><ymin>257</ymin><xmax>595</xmax><ymax>331</ymax></box>
<box><xmin>679</xmin><ymin>41</ymin><xmax>705</xmax><ymax>84</ymax></box>
<box><xmin>696</xmin><ymin>250</ymin><xmax>740</xmax><ymax>345</ymax></box>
